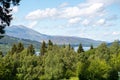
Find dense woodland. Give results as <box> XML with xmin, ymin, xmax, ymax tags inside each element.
<box><xmin>0</xmin><ymin>40</ymin><xmax>120</xmax><ymax>80</ymax></box>
<box><xmin>1</xmin><ymin>0</ymin><xmax>120</xmax><ymax>80</ymax></box>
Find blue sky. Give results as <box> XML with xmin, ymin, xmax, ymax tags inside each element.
<box><xmin>11</xmin><ymin>0</ymin><xmax>120</xmax><ymax>42</ymax></box>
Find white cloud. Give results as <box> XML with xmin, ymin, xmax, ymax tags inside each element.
<box><xmin>25</xmin><ymin>0</ymin><xmax>118</xmax><ymax>27</ymax></box>
<box><xmin>81</xmin><ymin>19</ymin><xmax>90</xmax><ymax>26</ymax></box>
<box><xmin>59</xmin><ymin>2</ymin><xmax>69</xmax><ymax>8</ymax></box>
<box><xmin>26</xmin><ymin>2</ymin><xmax>104</xmax><ymax>20</ymax></box>
<box><xmin>26</xmin><ymin>8</ymin><xmax>57</xmax><ymax>20</ymax></box>
<box><xmin>87</xmin><ymin>0</ymin><xmax>119</xmax><ymax>5</ymax></box>
<box><xmin>60</xmin><ymin>3</ymin><xmax>104</xmax><ymax>18</ymax></box>
<box><xmin>28</xmin><ymin>21</ymin><xmax>38</xmax><ymax>28</ymax></box>
<box><xmin>112</xmin><ymin>32</ymin><xmax>120</xmax><ymax>35</ymax></box>
<box><xmin>96</xmin><ymin>19</ymin><xmax>106</xmax><ymax>25</ymax></box>
<box><xmin>68</xmin><ymin>17</ymin><xmax>81</xmax><ymax>24</ymax></box>
<box><xmin>12</xmin><ymin>6</ymin><xmax>18</xmax><ymax>13</ymax></box>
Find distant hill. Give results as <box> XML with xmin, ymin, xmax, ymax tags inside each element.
<box><xmin>0</xmin><ymin>35</ymin><xmax>41</xmax><ymax>53</ymax></box>
<box><xmin>107</xmin><ymin>41</ymin><xmax>120</xmax><ymax>46</ymax></box>
<box><xmin>5</xmin><ymin>25</ymin><xmax>102</xmax><ymax>46</ymax></box>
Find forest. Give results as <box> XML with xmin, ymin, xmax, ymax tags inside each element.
<box><xmin>0</xmin><ymin>40</ymin><xmax>120</xmax><ymax>80</ymax></box>
<box><xmin>0</xmin><ymin>0</ymin><xmax>120</xmax><ymax>80</ymax></box>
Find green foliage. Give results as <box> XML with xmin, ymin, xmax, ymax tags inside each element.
<box><xmin>40</xmin><ymin>41</ymin><xmax>46</xmax><ymax>56</ymax></box>
<box><xmin>48</xmin><ymin>40</ymin><xmax>53</xmax><ymax>46</ymax></box>
<box><xmin>27</xmin><ymin>44</ymin><xmax>35</xmax><ymax>55</ymax></box>
<box><xmin>0</xmin><ymin>35</ymin><xmax>41</xmax><ymax>54</ymax></box>
<box><xmin>87</xmin><ymin>58</ymin><xmax>111</xmax><ymax>80</ymax></box>
<box><xmin>70</xmin><ymin>77</ymin><xmax>79</xmax><ymax>80</ymax></box>
<box><xmin>11</xmin><ymin>44</ymin><xmax>17</xmax><ymax>54</ymax></box>
<box><xmin>77</xmin><ymin>43</ymin><xmax>84</xmax><ymax>53</ymax></box>
<box><xmin>0</xmin><ymin>51</ymin><xmax>3</xmax><ymax>57</ymax></box>
<box><xmin>90</xmin><ymin>44</ymin><xmax>94</xmax><ymax>50</ymax></box>
<box><xmin>109</xmin><ymin>40</ymin><xmax>120</xmax><ymax>54</ymax></box>
<box><xmin>48</xmin><ymin>40</ymin><xmax>53</xmax><ymax>50</ymax></box>
<box><xmin>0</xmin><ymin>41</ymin><xmax>120</xmax><ymax>80</ymax></box>
<box><xmin>95</xmin><ymin>43</ymin><xmax>110</xmax><ymax>60</ymax></box>
<box><xmin>17</xmin><ymin>42</ymin><xmax>24</xmax><ymax>53</ymax></box>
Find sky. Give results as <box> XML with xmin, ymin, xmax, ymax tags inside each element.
<box><xmin>11</xmin><ymin>0</ymin><xmax>120</xmax><ymax>42</ymax></box>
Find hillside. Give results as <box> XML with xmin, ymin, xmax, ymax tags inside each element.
<box><xmin>5</xmin><ymin>25</ymin><xmax>102</xmax><ymax>46</ymax></box>
<box><xmin>0</xmin><ymin>35</ymin><xmax>41</xmax><ymax>53</ymax></box>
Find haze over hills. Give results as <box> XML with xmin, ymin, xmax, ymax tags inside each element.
<box><xmin>5</xmin><ymin>25</ymin><xmax>103</xmax><ymax>46</ymax></box>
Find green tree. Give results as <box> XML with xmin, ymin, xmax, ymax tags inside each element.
<box><xmin>77</xmin><ymin>43</ymin><xmax>84</xmax><ymax>53</ymax></box>
<box><xmin>90</xmin><ymin>44</ymin><xmax>94</xmax><ymax>50</ymax></box>
<box><xmin>0</xmin><ymin>0</ymin><xmax>21</xmax><ymax>38</ymax></box>
<box><xmin>17</xmin><ymin>42</ymin><xmax>24</xmax><ymax>53</ymax></box>
<box><xmin>68</xmin><ymin>44</ymin><xmax>71</xmax><ymax>50</ymax></box>
<box><xmin>11</xmin><ymin>44</ymin><xmax>17</xmax><ymax>54</ymax></box>
<box><xmin>0</xmin><ymin>51</ymin><xmax>3</xmax><ymax>57</ymax></box>
<box><xmin>87</xmin><ymin>58</ymin><xmax>111</xmax><ymax>80</ymax></box>
<box><xmin>40</xmin><ymin>41</ymin><xmax>46</xmax><ymax>56</ymax></box>
<box><xmin>48</xmin><ymin>40</ymin><xmax>53</xmax><ymax>50</ymax></box>
<box><xmin>43</xmin><ymin>45</ymin><xmax>77</xmax><ymax>80</ymax></box>
<box><xmin>48</xmin><ymin>40</ymin><xmax>53</xmax><ymax>46</ymax></box>
<box><xmin>110</xmin><ymin>40</ymin><xmax>120</xmax><ymax>54</ymax></box>
<box><xmin>95</xmin><ymin>43</ymin><xmax>110</xmax><ymax>60</ymax></box>
<box><xmin>109</xmin><ymin>54</ymin><xmax>120</xmax><ymax>80</ymax></box>
<box><xmin>27</xmin><ymin>44</ymin><xmax>35</xmax><ymax>55</ymax></box>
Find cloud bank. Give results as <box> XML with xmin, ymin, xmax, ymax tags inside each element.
<box><xmin>25</xmin><ymin>0</ymin><xmax>119</xmax><ymax>27</ymax></box>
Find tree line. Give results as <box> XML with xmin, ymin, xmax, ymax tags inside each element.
<box><xmin>0</xmin><ymin>40</ymin><xmax>120</xmax><ymax>80</ymax></box>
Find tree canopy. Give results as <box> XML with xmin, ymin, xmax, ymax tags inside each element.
<box><xmin>1</xmin><ymin>41</ymin><xmax>120</xmax><ymax>80</ymax></box>
<box><xmin>0</xmin><ymin>0</ymin><xmax>21</xmax><ymax>38</ymax></box>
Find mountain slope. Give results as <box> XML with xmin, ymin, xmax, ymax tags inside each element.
<box><xmin>5</xmin><ymin>25</ymin><xmax>102</xmax><ymax>46</ymax></box>
<box><xmin>0</xmin><ymin>35</ymin><xmax>41</xmax><ymax>53</ymax></box>
<box><xmin>0</xmin><ymin>35</ymin><xmax>40</xmax><ymax>47</ymax></box>
<box><xmin>5</xmin><ymin>25</ymin><xmax>50</xmax><ymax>41</ymax></box>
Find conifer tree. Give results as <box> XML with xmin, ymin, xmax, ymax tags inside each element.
<box><xmin>48</xmin><ymin>40</ymin><xmax>53</xmax><ymax>50</ymax></box>
<box><xmin>77</xmin><ymin>43</ymin><xmax>84</xmax><ymax>53</ymax></box>
<box><xmin>17</xmin><ymin>42</ymin><xmax>24</xmax><ymax>53</ymax></box>
<box><xmin>62</xmin><ymin>44</ymin><xmax>66</xmax><ymax>48</ymax></box>
<box><xmin>68</xmin><ymin>44</ymin><xmax>71</xmax><ymax>50</ymax></box>
<box><xmin>90</xmin><ymin>44</ymin><xmax>94</xmax><ymax>50</ymax></box>
<box><xmin>27</xmin><ymin>44</ymin><xmax>35</xmax><ymax>55</ymax></box>
<box><xmin>48</xmin><ymin>40</ymin><xmax>53</xmax><ymax>46</ymax></box>
<box><xmin>40</xmin><ymin>41</ymin><xmax>46</xmax><ymax>56</ymax></box>
<box><xmin>11</xmin><ymin>44</ymin><xmax>17</xmax><ymax>54</ymax></box>
<box><xmin>0</xmin><ymin>51</ymin><xmax>3</xmax><ymax>57</ymax></box>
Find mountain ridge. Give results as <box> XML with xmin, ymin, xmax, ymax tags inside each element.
<box><xmin>5</xmin><ymin>25</ymin><xmax>103</xmax><ymax>46</ymax></box>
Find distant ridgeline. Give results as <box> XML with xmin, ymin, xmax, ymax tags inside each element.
<box><xmin>0</xmin><ymin>35</ymin><xmax>102</xmax><ymax>54</ymax></box>
<box><xmin>5</xmin><ymin>25</ymin><xmax>103</xmax><ymax>46</ymax></box>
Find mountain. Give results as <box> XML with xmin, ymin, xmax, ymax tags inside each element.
<box><xmin>5</xmin><ymin>25</ymin><xmax>102</xmax><ymax>46</ymax></box>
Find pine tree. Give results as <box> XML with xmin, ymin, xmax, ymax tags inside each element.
<box><xmin>77</xmin><ymin>43</ymin><xmax>84</xmax><ymax>53</ymax></box>
<box><xmin>17</xmin><ymin>42</ymin><xmax>24</xmax><ymax>53</ymax></box>
<box><xmin>68</xmin><ymin>44</ymin><xmax>71</xmax><ymax>50</ymax></box>
<box><xmin>62</xmin><ymin>44</ymin><xmax>66</xmax><ymax>48</ymax></box>
<box><xmin>48</xmin><ymin>40</ymin><xmax>53</xmax><ymax>50</ymax></box>
<box><xmin>11</xmin><ymin>44</ymin><xmax>17</xmax><ymax>54</ymax></box>
<box><xmin>0</xmin><ymin>51</ymin><xmax>3</xmax><ymax>57</ymax></box>
<box><xmin>48</xmin><ymin>40</ymin><xmax>53</xmax><ymax>46</ymax></box>
<box><xmin>27</xmin><ymin>44</ymin><xmax>35</xmax><ymax>55</ymax></box>
<box><xmin>40</xmin><ymin>41</ymin><xmax>46</xmax><ymax>56</ymax></box>
<box><xmin>90</xmin><ymin>44</ymin><xmax>94</xmax><ymax>50</ymax></box>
